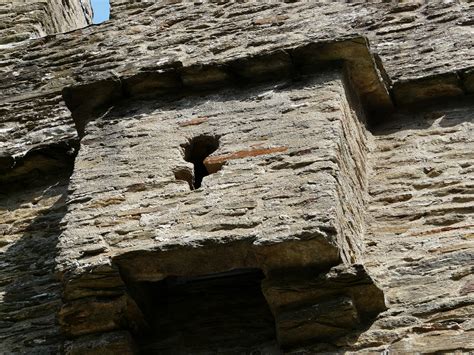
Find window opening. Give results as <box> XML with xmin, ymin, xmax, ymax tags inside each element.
<box><xmin>127</xmin><ymin>269</ymin><xmax>278</xmax><ymax>353</ymax></box>
<box><xmin>180</xmin><ymin>135</ymin><xmax>220</xmax><ymax>189</ymax></box>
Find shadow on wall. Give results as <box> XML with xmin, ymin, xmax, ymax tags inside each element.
<box><xmin>371</xmin><ymin>97</ymin><xmax>474</xmax><ymax>135</ymax></box>
<box><xmin>0</xmin><ymin>156</ymin><xmax>75</xmax><ymax>352</ymax></box>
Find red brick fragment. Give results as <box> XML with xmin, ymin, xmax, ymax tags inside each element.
<box><xmin>178</xmin><ymin>117</ymin><xmax>209</xmax><ymax>127</ymax></box>
<box><xmin>204</xmin><ymin>146</ymin><xmax>288</xmax><ymax>173</ymax></box>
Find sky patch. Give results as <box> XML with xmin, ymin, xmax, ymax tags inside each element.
<box><xmin>91</xmin><ymin>0</ymin><xmax>110</xmax><ymax>24</ymax></box>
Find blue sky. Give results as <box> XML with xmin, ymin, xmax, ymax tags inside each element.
<box><xmin>91</xmin><ymin>0</ymin><xmax>110</xmax><ymax>24</ymax></box>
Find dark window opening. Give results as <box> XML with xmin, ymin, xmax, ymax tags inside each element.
<box><xmin>127</xmin><ymin>269</ymin><xmax>278</xmax><ymax>354</ymax></box>
<box><xmin>180</xmin><ymin>135</ymin><xmax>220</xmax><ymax>189</ymax></box>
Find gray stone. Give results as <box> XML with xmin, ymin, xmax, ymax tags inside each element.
<box><xmin>0</xmin><ymin>0</ymin><xmax>473</xmax><ymax>353</ymax></box>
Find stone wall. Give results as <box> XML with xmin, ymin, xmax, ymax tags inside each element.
<box><xmin>362</xmin><ymin>99</ymin><xmax>474</xmax><ymax>353</ymax></box>
<box><xmin>1</xmin><ymin>1</ymin><xmax>472</xmax><ymax>175</ymax></box>
<box><xmin>1</xmin><ymin>1</ymin><xmax>472</xmax><ymax>101</ymax></box>
<box><xmin>0</xmin><ymin>166</ymin><xmax>74</xmax><ymax>353</ymax></box>
<box><xmin>59</xmin><ymin>71</ymin><xmax>366</xmax><ymax>273</ymax></box>
<box><xmin>0</xmin><ymin>0</ymin><xmax>473</xmax><ymax>353</ymax></box>
<box><xmin>0</xmin><ymin>0</ymin><xmax>92</xmax><ymax>47</ymax></box>
<box><xmin>57</xmin><ymin>70</ymin><xmax>386</xmax><ymax>352</ymax></box>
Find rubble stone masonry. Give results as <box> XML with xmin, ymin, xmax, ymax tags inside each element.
<box><xmin>0</xmin><ymin>0</ymin><xmax>473</xmax><ymax>353</ymax></box>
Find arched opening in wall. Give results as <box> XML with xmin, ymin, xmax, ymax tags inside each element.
<box><xmin>127</xmin><ymin>269</ymin><xmax>278</xmax><ymax>353</ymax></box>
<box><xmin>91</xmin><ymin>0</ymin><xmax>110</xmax><ymax>24</ymax></box>
<box><xmin>180</xmin><ymin>135</ymin><xmax>220</xmax><ymax>189</ymax></box>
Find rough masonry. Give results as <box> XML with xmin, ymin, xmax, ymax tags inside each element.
<box><xmin>0</xmin><ymin>0</ymin><xmax>473</xmax><ymax>354</ymax></box>
<box><xmin>0</xmin><ymin>0</ymin><xmax>92</xmax><ymax>47</ymax></box>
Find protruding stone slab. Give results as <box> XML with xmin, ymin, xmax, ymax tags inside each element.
<box><xmin>56</xmin><ymin>70</ymin><xmax>380</xmax><ymax>351</ymax></box>
<box><xmin>263</xmin><ymin>264</ymin><xmax>386</xmax><ymax>348</ymax></box>
<box><xmin>393</xmin><ymin>73</ymin><xmax>465</xmax><ymax>106</ymax></box>
<box><xmin>276</xmin><ymin>296</ymin><xmax>359</xmax><ymax>347</ymax></box>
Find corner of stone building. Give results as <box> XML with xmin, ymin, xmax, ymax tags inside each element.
<box><xmin>0</xmin><ymin>0</ymin><xmax>93</xmax><ymax>47</ymax></box>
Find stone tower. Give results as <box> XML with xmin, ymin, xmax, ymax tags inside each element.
<box><xmin>0</xmin><ymin>1</ymin><xmax>473</xmax><ymax>354</ymax></box>
<box><xmin>0</xmin><ymin>0</ymin><xmax>92</xmax><ymax>47</ymax></box>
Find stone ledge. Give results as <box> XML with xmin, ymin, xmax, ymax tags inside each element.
<box><xmin>60</xmin><ymin>35</ymin><xmax>474</xmax><ymax>137</ymax></box>
<box><xmin>392</xmin><ymin>71</ymin><xmax>468</xmax><ymax>106</ymax></box>
<box><xmin>3</xmin><ymin>37</ymin><xmax>472</xmax><ymax>184</ymax></box>
<box><xmin>61</xmin><ymin>36</ymin><xmax>394</xmax><ymax>134</ymax></box>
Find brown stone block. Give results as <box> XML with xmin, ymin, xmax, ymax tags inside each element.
<box><xmin>275</xmin><ymin>296</ymin><xmax>360</xmax><ymax>347</ymax></box>
<box><xmin>180</xmin><ymin>65</ymin><xmax>231</xmax><ymax>88</ymax></box>
<box><xmin>291</xmin><ymin>37</ymin><xmax>393</xmax><ymax>116</ymax></box>
<box><xmin>262</xmin><ymin>264</ymin><xmax>386</xmax><ymax>322</ymax></box>
<box><xmin>228</xmin><ymin>51</ymin><xmax>293</xmax><ymax>82</ymax></box>
<box><xmin>123</xmin><ymin>71</ymin><xmax>182</xmax><ymax>99</ymax></box>
<box><xmin>393</xmin><ymin>73</ymin><xmax>464</xmax><ymax>106</ymax></box>
<box><xmin>62</xmin><ymin>267</ymin><xmax>125</xmax><ymax>301</ymax></box>
<box><xmin>59</xmin><ymin>296</ymin><xmax>128</xmax><ymax>337</ymax></box>
<box><xmin>178</xmin><ymin>116</ymin><xmax>209</xmax><ymax>127</ymax></box>
<box><xmin>253</xmin><ymin>15</ymin><xmax>289</xmax><ymax>26</ymax></box>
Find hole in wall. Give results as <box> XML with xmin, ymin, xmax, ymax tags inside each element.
<box><xmin>180</xmin><ymin>135</ymin><xmax>220</xmax><ymax>189</ymax></box>
<box><xmin>127</xmin><ymin>269</ymin><xmax>279</xmax><ymax>353</ymax></box>
<box><xmin>91</xmin><ymin>0</ymin><xmax>110</xmax><ymax>24</ymax></box>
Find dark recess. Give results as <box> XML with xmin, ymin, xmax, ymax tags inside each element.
<box><xmin>181</xmin><ymin>135</ymin><xmax>220</xmax><ymax>189</ymax></box>
<box><xmin>126</xmin><ymin>269</ymin><xmax>278</xmax><ymax>353</ymax></box>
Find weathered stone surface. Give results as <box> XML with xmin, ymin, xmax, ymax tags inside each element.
<box><xmin>59</xmin><ymin>295</ymin><xmax>142</xmax><ymax>337</ymax></box>
<box><xmin>53</xmin><ymin>69</ymin><xmax>383</xmax><ymax>351</ymax></box>
<box><xmin>1</xmin><ymin>1</ymin><xmax>471</xmax><ymax>194</ymax></box>
<box><xmin>285</xmin><ymin>100</ymin><xmax>474</xmax><ymax>352</ymax></box>
<box><xmin>277</xmin><ymin>295</ymin><xmax>359</xmax><ymax>347</ymax></box>
<box><xmin>361</xmin><ymin>99</ymin><xmax>474</xmax><ymax>353</ymax></box>
<box><xmin>263</xmin><ymin>264</ymin><xmax>386</xmax><ymax>319</ymax></box>
<box><xmin>0</xmin><ymin>94</ymin><xmax>77</xmax><ymax>171</ymax></box>
<box><xmin>0</xmin><ymin>0</ymin><xmax>473</xmax><ymax>353</ymax></box>
<box><xmin>393</xmin><ymin>73</ymin><xmax>465</xmax><ymax>106</ymax></box>
<box><xmin>1</xmin><ymin>1</ymin><xmax>472</xmax><ymax>185</ymax></box>
<box><xmin>0</xmin><ymin>176</ymin><xmax>71</xmax><ymax>353</ymax></box>
<box><xmin>0</xmin><ymin>2</ymin><xmax>91</xmax><ymax>351</ymax></box>
<box><xmin>265</xmin><ymin>264</ymin><xmax>386</xmax><ymax>348</ymax></box>
<box><xmin>0</xmin><ymin>0</ymin><xmax>92</xmax><ymax>47</ymax></box>
<box><xmin>2</xmin><ymin>1</ymin><xmax>472</xmax><ymax>104</ymax></box>
<box><xmin>57</xmin><ymin>71</ymin><xmax>365</xmax><ymax>275</ymax></box>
